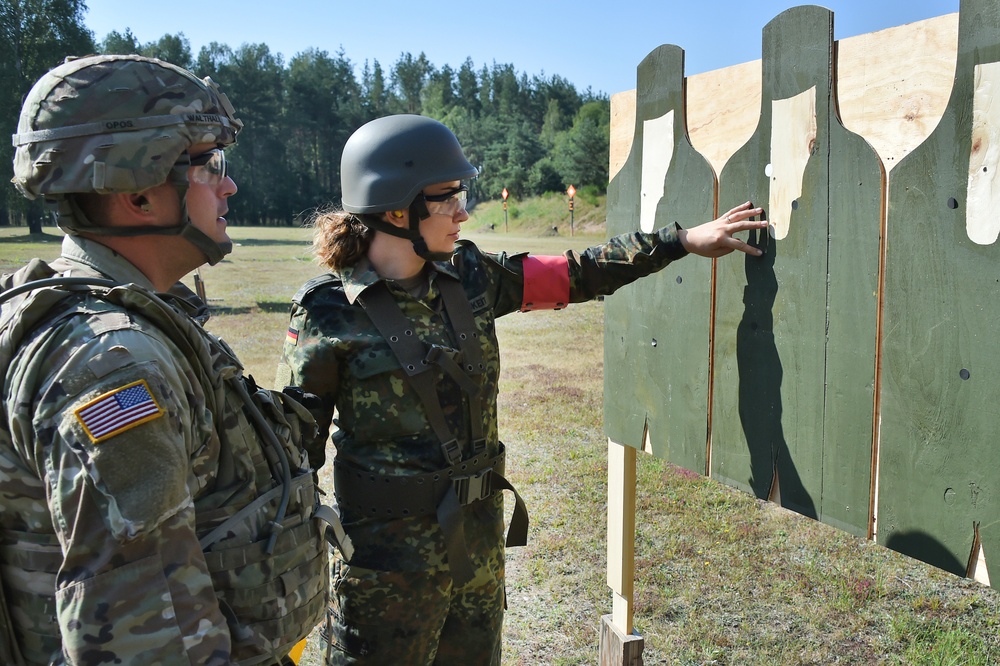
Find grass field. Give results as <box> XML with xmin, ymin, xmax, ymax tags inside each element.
<box><xmin>3</xmin><ymin>222</ymin><xmax>999</xmax><ymax>665</ymax></box>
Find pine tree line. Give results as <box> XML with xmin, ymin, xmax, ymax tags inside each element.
<box><xmin>2</xmin><ymin>1</ymin><xmax>610</xmax><ymax>229</ymax></box>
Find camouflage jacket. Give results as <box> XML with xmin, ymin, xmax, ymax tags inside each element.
<box><xmin>0</xmin><ymin>236</ymin><xmax>327</xmax><ymax>666</ymax></box>
<box><xmin>276</xmin><ymin>228</ymin><xmax>688</xmax><ymax>572</ymax></box>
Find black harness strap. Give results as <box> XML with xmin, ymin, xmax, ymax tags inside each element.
<box><xmin>354</xmin><ymin>277</ymin><xmax>528</xmax><ymax>585</ymax></box>
<box><xmin>436</xmin><ymin>276</ymin><xmax>489</xmax><ymax>457</ymax></box>
<box><xmin>335</xmin><ymin>449</ymin><xmax>502</xmax><ymax>518</ymax></box>
<box><xmin>356</xmin><ymin>282</ymin><xmax>465</xmax><ymax>462</ymax></box>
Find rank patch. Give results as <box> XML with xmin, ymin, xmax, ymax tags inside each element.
<box><xmin>75</xmin><ymin>380</ymin><xmax>164</xmax><ymax>444</ymax></box>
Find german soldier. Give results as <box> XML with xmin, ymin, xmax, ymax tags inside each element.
<box><xmin>276</xmin><ymin>114</ymin><xmax>765</xmax><ymax>664</ymax></box>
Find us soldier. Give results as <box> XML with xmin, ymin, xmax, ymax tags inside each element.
<box><xmin>0</xmin><ymin>55</ymin><xmax>331</xmax><ymax>665</ymax></box>
<box><xmin>275</xmin><ymin>114</ymin><xmax>767</xmax><ymax>664</ymax></box>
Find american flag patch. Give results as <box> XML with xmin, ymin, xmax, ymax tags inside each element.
<box><xmin>286</xmin><ymin>327</ymin><xmax>299</xmax><ymax>345</ymax></box>
<box><xmin>75</xmin><ymin>380</ymin><xmax>164</xmax><ymax>444</ymax></box>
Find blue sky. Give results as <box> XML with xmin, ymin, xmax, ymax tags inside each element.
<box><xmin>83</xmin><ymin>0</ymin><xmax>959</xmax><ymax>96</ymax></box>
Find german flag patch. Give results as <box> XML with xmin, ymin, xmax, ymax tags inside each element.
<box><xmin>286</xmin><ymin>327</ymin><xmax>299</xmax><ymax>345</ymax></box>
<box><xmin>75</xmin><ymin>379</ymin><xmax>164</xmax><ymax>444</ymax></box>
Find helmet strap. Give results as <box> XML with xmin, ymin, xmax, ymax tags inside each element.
<box><xmin>177</xmin><ymin>195</ymin><xmax>231</xmax><ymax>266</ymax></box>
<box><xmin>169</xmin><ymin>173</ymin><xmax>231</xmax><ymax>265</ymax></box>
<box><xmin>356</xmin><ymin>207</ymin><xmax>453</xmax><ymax>263</ymax></box>
<box><xmin>407</xmin><ymin>199</ymin><xmax>452</xmax><ymax>262</ymax></box>
<box><xmin>359</xmin><ymin>214</ymin><xmax>417</xmax><ymax>241</ymax></box>
<box><xmin>54</xmin><ymin>166</ymin><xmax>232</xmax><ymax>266</ymax></box>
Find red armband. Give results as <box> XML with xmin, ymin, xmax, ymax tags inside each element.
<box><xmin>520</xmin><ymin>255</ymin><xmax>570</xmax><ymax>311</ymax></box>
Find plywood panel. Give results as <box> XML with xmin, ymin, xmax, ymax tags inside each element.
<box><xmin>606</xmin><ymin>441</ymin><xmax>637</xmax><ymax>633</ymax></box>
<box><xmin>610</xmin><ymin>14</ymin><xmax>958</xmax><ymax>180</ymax></box>
<box><xmin>980</xmin><ymin>526</ymin><xmax>996</xmax><ymax>587</ymax></box>
<box><xmin>604</xmin><ymin>44</ymin><xmax>715</xmax><ymax>473</ymax></box>
<box><xmin>836</xmin><ymin>14</ymin><xmax>958</xmax><ymax>172</ymax></box>
<box><xmin>877</xmin><ymin>0</ymin><xmax>1000</xmax><ymax>585</ymax></box>
<box><xmin>610</xmin><ymin>90</ymin><xmax>636</xmax><ymax>181</ymax></box>
<box><xmin>611</xmin><ymin>59</ymin><xmax>763</xmax><ymax>180</ymax></box>
<box><xmin>687</xmin><ymin>60</ymin><xmax>763</xmax><ymax>176</ymax></box>
<box><xmin>605</xmin><ymin>5</ymin><xmax>1000</xmax><ymax>585</ymax></box>
<box><xmin>966</xmin><ymin>61</ymin><xmax>1000</xmax><ymax>245</ymax></box>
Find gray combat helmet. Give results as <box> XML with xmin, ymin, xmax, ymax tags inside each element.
<box><xmin>12</xmin><ymin>54</ymin><xmax>243</xmax><ymax>265</ymax></box>
<box><xmin>341</xmin><ymin>114</ymin><xmax>478</xmax><ymax>213</ymax></box>
<box><xmin>341</xmin><ymin>114</ymin><xmax>478</xmax><ymax>261</ymax></box>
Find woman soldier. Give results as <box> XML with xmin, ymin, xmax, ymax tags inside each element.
<box><xmin>275</xmin><ymin>114</ymin><xmax>765</xmax><ymax>665</ymax></box>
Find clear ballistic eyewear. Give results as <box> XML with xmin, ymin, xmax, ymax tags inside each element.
<box><xmin>422</xmin><ymin>184</ymin><xmax>468</xmax><ymax>216</ymax></box>
<box><xmin>187</xmin><ymin>149</ymin><xmax>228</xmax><ymax>187</ymax></box>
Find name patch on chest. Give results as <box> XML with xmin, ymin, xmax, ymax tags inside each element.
<box><xmin>469</xmin><ymin>293</ymin><xmax>489</xmax><ymax>314</ymax></box>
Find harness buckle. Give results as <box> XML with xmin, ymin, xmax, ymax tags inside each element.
<box><xmin>440</xmin><ymin>439</ymin><xmax>462</xmax><ymax>465</ymax></box>
<box><xmin>454</xmin><ymin>467</ymin><xmax>493</xmax><ymax>505</ymax></box>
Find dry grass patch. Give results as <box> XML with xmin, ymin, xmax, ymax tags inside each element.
<box><xmin>3</xmin><ymin>225</ymin><xmax>997</xmax><ymax>666</ymax></box>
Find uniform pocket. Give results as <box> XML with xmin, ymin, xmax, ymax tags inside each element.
<box><xmin>56</xmin><ymin>555</ymin><xmax>194</xmax><ymax>665</ymax></box>
<box><xmin>325</xmin><ymin>559</ymin><xmax>451</xmax><ymax>662</ymax></box>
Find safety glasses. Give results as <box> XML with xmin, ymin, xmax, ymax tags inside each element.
<box><xmin>422</xmin><ymin>184</ymin><xmax>468</xmax><ymax>216</ymax></box>
<box><xmin>187</xmin><ymin>148</ymin><xmax>228</xmax><ymax>187</ymax></box>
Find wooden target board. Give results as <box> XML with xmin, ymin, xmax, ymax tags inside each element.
<box><xmin>603</xmin><ymin>1</ymin><xmax>999</xmax><ymax>591</ymax></box>
<box><xmin>877</xmin><ymin>0</ymin><xmax>1000</xmax><ymax>577</ymax></box>
<box><xmin>711</xmin><ymin>6</ymin><xmax>882</xmax><ymax>537</ymax></box>
<box><xmin>604</xmin><ymin>44</ymin><xmax>716</xmax><ymax>474</ymax></box>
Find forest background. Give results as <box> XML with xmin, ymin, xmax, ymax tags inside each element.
<box><xmin>1</xmin><ymin>0</ymin><xmax>609</xmax><ymax>232</ymax></box>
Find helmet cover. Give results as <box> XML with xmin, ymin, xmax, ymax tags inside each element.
<box><xmin>12</xmin><ymin>54</ymin><xmax>242</xmax><ymax>200</ymax></box>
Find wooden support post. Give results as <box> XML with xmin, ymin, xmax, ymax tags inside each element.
<box><xmin>600</xmin><ymin>614</ymin><xmax>644</xmax><ymax>666</ymax></box>
<box><xmin>603</xmin><ymin>439</ymin><xmax>644</xmax><ymax>665</ymax></box>
<box><xmin>193</xmin><ymin>271</ymin><xmax>207</xmax><ymax>302</ymax></box>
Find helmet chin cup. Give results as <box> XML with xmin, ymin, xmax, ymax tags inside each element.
<box><xmin>182</xmin><ymin>224</ymin><xmax>231</xmax><ymax>265</ymax></box>
<box><xmin>179</xmin><ymin>216</ymin><xmax>231</xmax><ymax>267</ymax></box>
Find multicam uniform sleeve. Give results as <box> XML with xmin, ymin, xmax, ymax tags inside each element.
<box><xmin>474</xmin><ymin>224</ymin><xmax>690</xmax><ymax>314</ymax></box>
<box><xmin>276</xmin><ymin>303</ymin><xmax>339</xmax><ymax>471</ymax></box>
<box><xmin>8</xmin><ymin>314</ymin><xmax>231</xmax><ymax>665</ymax></box>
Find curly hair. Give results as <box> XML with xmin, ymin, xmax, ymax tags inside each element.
<box><xmin>310</xmin><ymin>208</ymin><xmax>376</xmax><ymax>271</ymax></box>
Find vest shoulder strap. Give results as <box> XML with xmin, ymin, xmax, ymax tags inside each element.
<box><xmin>292</xmin><ymin>273</ymin><xmax>341</xmax><ymax>305</ymax></box>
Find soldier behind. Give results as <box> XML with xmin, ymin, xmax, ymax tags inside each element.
<box><xmin>0</xmin><ymin>55</ymin><xmax>329</xmax><ymax>665</ymax></box>
<box><xmin>275</xmin><ymin>114</ymin><xmax>767</xmax><ymax>665</ymax></box>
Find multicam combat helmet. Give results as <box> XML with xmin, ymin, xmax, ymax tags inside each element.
<box><xmin>340</xmin><ymin>114</ymin><xmax>478</xmax><ymax>260</ymax></box>
<box><xmin>11</xmin><ymin>54</ymin><xmax>243</xmax><ymax>264</ymax></box>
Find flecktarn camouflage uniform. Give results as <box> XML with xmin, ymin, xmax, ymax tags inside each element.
<box><xmin>0</xmin><ymin>236</ymin><xmax>328</xmax><ymax>665</ymax></box>
<box><xmin>276</xmin><ymin>228</ymin><xmax>688</xmax><ymax>665</ymax></box>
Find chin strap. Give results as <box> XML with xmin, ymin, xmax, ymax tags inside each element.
<box><xmin>53</xmin><ymin>164</ymin><xmax>231</xmax><ymax>266</ymax></box>
<box><xmin>176</xmin><ymin>190</ymin><xmax>232</xmax><ymax>266</ymax></box>
<box><xmin>355</xmin><ymin>199</ymin><xmax>453</xmax><ymax>263</ymax></box>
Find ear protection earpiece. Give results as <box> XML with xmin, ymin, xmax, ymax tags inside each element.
<box><xmin>390</xmin><ymin>210</ymin><xmax>404</xmax><ymax>219</ymax></box>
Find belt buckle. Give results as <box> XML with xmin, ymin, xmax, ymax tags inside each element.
<box><xmin>454</xmin><ymin>467</ymin><xmax>493</xmax><ymax>505</ymax></box>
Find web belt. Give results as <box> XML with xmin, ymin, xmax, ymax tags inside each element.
<box><xmin>333</xmin><ymin>445</ymin><xmax>527</xmax><ymax>583</ymax></box>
